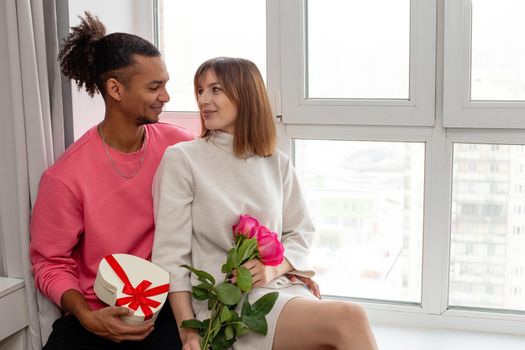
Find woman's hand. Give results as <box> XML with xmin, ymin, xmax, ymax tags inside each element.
<box><xmin>180</xmin><ymin>328</ymin><xmax>201</xmax><ymax>350</ymax></box>
<box><xmin>286</xmin><ymin>274</ymin><xmax>321</xmax><ymax>299</ymax></box>
<box><xmin>238</xmin><ymin>259</ymin><xmax>278</xmax><ymax>288</ymax></box>
<box><xmin>169</xmin><ymin>292</ymin><xmax>201</xmax><ymax>349</ymax></box>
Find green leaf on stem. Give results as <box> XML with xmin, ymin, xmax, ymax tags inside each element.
<box><xmin>210</xmin><ymin>328</ymin><xmax>236</xmax><ymax>350</ymax></box>
<box><xmin>234</xmin><ymin>322</ymin><xmax>250</xmax><ymax>337</ymax></box>
<box><xmin>181</xmin><ymin>319</ymin><xmax>204</xmax><ymax>330</ymax></box>
<box><xmin>241</xmin><ymin>295</ymin><xmax>251</xmax><ymax>317</ymax></box>
<box><xmin>219</xmin><ymin>305</ymin><xmax>231</xmax><ymax>323</ymax></box>
<box><xmin>216</xmin><ymin>282</ymin><xmax>242</xmax><ymax>306</ymax></box>
<box><xmin>229</xmin><ymin>310</ymin><xmax>240</xmax><ymax>322</ymax></box>
<box><xmin>201</xmin><ymin>319</ymin><xmax>210</xmax><ymax>335</ymax></box>
<box><xmin>197</xmin><ymin>281</ymin><xmax>214</xmax><ymax>291</ymax></box>
<box><xmin>251</xmin><ymin>291</ymin><xmax>279</xmax><ymax>316</ymax></box>
<box><xmin>235</xmin><ymin>234</ymin><xmax>245</xmax><ymax>248</ymax></box>
<box><xmin>192</xmin><ymin>284</ymin><xmax>210</xmax><ymax>301</ymax></box>
<box><xmin>221</xmin><ymin>261</ymin><xmax>233</xmax><ymax>274</ymax></box>
<box><xmin>237</xmin><ymin>238</ymin><xmax>258</xmax><ymax>263</ymax></box>
<box><xmin>180</xmin><ymin>264</ymin><xmax>216</xmax><ymax>284</ymax></box>
<box><xmin>211</xmin><ymin>315</ymin><xmax>222</xmax><ymax>339</ymax></box>
<box><xmin>244</xmin><ymin>314</ymin><xmax>268</xmax><ymax>335</ymax></box>
<box><xmin>236</xmin><ymin>266</ymin><xmax>253</xmax><ymax>292</ymax></box>
<box><xmin>227</xmin><ymin>248</ymin><xmax>241</xmax><ymax>268</ymax></box>
<box><xmin>224</xmin><ymin>325</ymin><xmax>235</xmax><ymax>340</ymax></box>
<box><xmin>208</xmin><ymin>293</ymin><xmax>218</xmax><ymax>310</ymax></box>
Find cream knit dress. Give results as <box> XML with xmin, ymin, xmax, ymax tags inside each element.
<box><xmin>152</xmin><ymin>131</ymin><xmax>317</xmax><ymax>349</ymax></box>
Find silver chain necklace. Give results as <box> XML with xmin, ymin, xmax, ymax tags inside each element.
<box><xmin>98</xmin><ymin>123</ymin><xmax>147</xmax><ymax>179</ymax></box>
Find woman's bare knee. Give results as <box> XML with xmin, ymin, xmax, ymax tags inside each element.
<box><xmin>331</xmin><ymin>302</ymin><xmax>377</xmax><ymax>349</ymax></box>
<box><xmin>273</xmin><ymin>299</ymin><xmax>377</xmax><ymax>350</ymax></box>
<box><xmin>339</xmin><ymin>302</ymin><xmax>369</xmax><ymax>326</ymax></box>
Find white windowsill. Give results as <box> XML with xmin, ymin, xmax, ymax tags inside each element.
<box><xmin>373</xmin><ymin>324</ymin><xmax>525</xmax><ymax>350</ymax></box>
<box><xmin>0</xmin><ymin>277</ymin><xmax>24</xmax><ymax>298</ymax></box>
<box><xmin>0</xmin><ymin>277</ymin><xmax>28</xmax><ymax>342</ymax></box>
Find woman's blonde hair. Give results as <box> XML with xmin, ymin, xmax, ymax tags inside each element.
<box><xmin>194</xmin><ymin>57</ymin><xmax>276</xmax><ymax>158</ymax></box>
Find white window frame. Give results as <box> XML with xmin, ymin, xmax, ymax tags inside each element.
<box><xmin>157</xmin><ymin>0</ymin><xmax>282</xmax><ymax>129</ymax></box>
<box><xmin>153</xmin><ymin>0</ymin><xmax>525</xmax><ymax>335</ymax></box>
<box><xmin>281</xmin><ymin>127</ymin><xmax>525</xmax><ymax>335</ymax></box>
<box><xmin>279</xmin><ymin>0</ymin><xmax>437</xmax><ymax>126</ymax></box>
<box><xmin>437</xmin><ymin>129</ymin><xmax>525</xmax><ymax>334</ymax></box>
<box><xmin>277</xmin><ymin>0</ymin><xmax>525</xmax><ymax>336</ymax></box>
<box><xmin>443</xmin><ymin>0</ymin><xmax>525</xmax><ymax>128</ymax></box>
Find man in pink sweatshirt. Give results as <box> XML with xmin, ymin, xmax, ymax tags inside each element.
<box><xmin>29</xmin><ymin>13</ymin><xmax>192</xmax><ymax>349</ymax></box>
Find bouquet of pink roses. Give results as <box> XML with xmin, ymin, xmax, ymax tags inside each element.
<box><xmin>181</xmin><ymin>214</ymin><xmax>285</xmax><ymax>350</ymax></box>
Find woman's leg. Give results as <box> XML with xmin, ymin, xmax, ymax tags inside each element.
<box><xmin>272</xmin><ymin>299</ymin><xmax>378</xmax><ymax>350</ymax></box>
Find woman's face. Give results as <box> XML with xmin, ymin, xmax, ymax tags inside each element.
<box><xmin>196</xmin><ymin>70</ymin><xmax>238</xmax><ymax>134</ymax></box>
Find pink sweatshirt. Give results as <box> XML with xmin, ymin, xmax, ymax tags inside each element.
<box><xmin>30</xmin><ymin>122</ymin><xmax>193</xmax><ymax>310</ymax></box>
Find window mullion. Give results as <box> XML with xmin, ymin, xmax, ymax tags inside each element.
<box><xmin>266</xmin><ymin>0</ymin><xmax>282</xmax><ymax>122</ymax></box>
<box><xmin>421</xmin><ymin>130</ymin><xmax>453</xmax><ymax>315</ymax></box>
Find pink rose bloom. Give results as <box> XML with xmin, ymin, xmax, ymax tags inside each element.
<box><xmin>254</xmin><ymin>226</ymin><xmax>285</xmax><ymax>266</ymax></box>
<box><xmin>232</xmin><ymin>214</ymin><xmax>260</xmax><ymax>239</ymax></box>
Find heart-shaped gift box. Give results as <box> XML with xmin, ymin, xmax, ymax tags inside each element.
<box><xmin>94</xmin><ymin>254</ymin><xmax>170</xmax><ymax>325</ymax></box>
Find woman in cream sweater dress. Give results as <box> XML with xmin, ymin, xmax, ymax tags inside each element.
<box><xmin>152</xmin><ymin>57</ymin><xmax>378</xmax><ymax>350</ymax></box>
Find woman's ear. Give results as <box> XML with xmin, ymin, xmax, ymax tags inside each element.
<box><xmin>106</xmin><ymin>78</ymin><xmax>124</xmax><ymax>101</ymax></box>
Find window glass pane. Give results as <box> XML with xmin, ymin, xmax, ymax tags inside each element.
<box><xmin>450</xmin><ymin>143</ymin><xmax>525</xmax><ymax>311</ymax></box>
<box><xmin>157</xmin><ymin>0</ymin><xmax>266</xmax><ymax>111</ymax></box>
<box><xmin>295</xmin><ymin>140</ymin><xmax>424</xmax><ymax>303</ymax></box>
<box><xmin>306</xmin><ymin>0</ymin><xmax>410</xmax><ymax>99</ymax></box>
<box><xmin>471</xmin><ymin>0</ymin><xmax>525</xmax><ymax>101</ymax></box>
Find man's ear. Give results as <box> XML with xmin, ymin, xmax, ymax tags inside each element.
<box><xmin>106</xmin><ymin>78</ymin><xmax>124</xmax><ymax>101</ymax></box>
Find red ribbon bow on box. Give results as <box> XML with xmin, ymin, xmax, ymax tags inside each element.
<box><xmin>104</xmin><ymin>255</ymin><xmax>169</xmax><ymax>320</ymax></box>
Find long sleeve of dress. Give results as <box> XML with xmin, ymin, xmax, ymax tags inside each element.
<box><xmin>280</xmin><ymin>157</ymin><xmax>316</xmax><ymax>277</ymax></box>
<box><xmin>30</xmin><ymin>172</ymin><xmax>84</xmax><ymax>307</ymax></box>
<box><xmin>152</xmin><ymin>146</ymin><xmax>194</xmax><ymax>292</ymax></box>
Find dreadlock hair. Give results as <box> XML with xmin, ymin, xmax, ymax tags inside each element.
<box><xmin>58</xmin><ymin>12</ymin><xmax>161</xmax><ymax>98</ymax></box>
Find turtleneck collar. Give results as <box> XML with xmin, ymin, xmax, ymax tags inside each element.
<box><xmin>207</xmin><ymin>130</ymin><xmax>234</xmax><ymax>153</ymax></box>
<box><xmin>205</xmin><ymin>130</ymin><xmax>258</xmax><ymax>159</ymax></box>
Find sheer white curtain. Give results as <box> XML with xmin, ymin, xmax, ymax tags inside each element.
<box><xmin>0</xmin><ymin>0</ymin><xmax>67</xmax><ymax>348</ymax></box>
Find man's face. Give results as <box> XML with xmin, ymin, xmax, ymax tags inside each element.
<box><xmin>120</xmin><ymin>55</ymin><xmax>170</xmax><ymax>125</ymax></box>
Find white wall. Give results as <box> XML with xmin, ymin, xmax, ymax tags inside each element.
<box><xmin>67</xmin><ymin>0</ymin><xmax>155</xmax><ymax>139</ymax></box>
<box><xmin>1</xmin><ymin>2</ymin><xmax>31</xmax><ymax>348</ymax></box>
<box><xmin>0</xmin><ymin>1</ymin><xmax>12</xmax><ymax>278</ymax></box>
<box><xmin>0</xmin><ymin>0</ymin><xmax>24</xmax><ymax>280</ymax></box>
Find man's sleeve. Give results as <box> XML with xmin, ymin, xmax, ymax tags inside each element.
<box><xmin>30</xmin><ymin>171</ymin><xmax>84</xmax><ymax>308</ymax></box>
